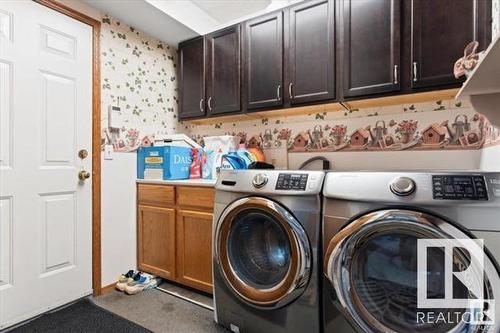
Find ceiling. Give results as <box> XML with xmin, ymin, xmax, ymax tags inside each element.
<box><xmin>81</xmin><ymin>0</ymin><xmax>301</xmax><ymax>47</ymax></box>
<box><xmin>80</xmin><ymin>0</ymin><xmax>199</xmax><ymax>47</ymax></box>
<box><xmin>191</xmin><ymin>0</ymin><xmax>272</xmax><ymax>23</ymax></box>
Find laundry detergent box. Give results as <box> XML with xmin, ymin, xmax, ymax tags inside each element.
<box><xmin>137</xmin><ymin>146</ymin><xmax>192</xmax><ymax>180</ymax></box>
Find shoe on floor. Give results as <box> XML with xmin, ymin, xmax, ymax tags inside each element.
<box><xmin>116</xmin><ymin>270</ymin><xmax>139</xmax><ymax>291</ymax></box>
<box><xmin>125</xmin><ymin>273</ymin><xmax>158</xmax><ymax>295</ymax></box>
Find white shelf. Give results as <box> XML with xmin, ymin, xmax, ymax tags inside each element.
<box><xmin>456</xmin><ymin>34</ymin><xmax>500</xmax><ymax>99</ymax></box>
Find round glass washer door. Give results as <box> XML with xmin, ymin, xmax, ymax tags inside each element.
<box><xmin>215</xmin><ymin>197</ymin><xmax>311</xmax><ymax>309</ymax></box>
<box><xmin>324</xmin><ymin>209</ymin><xmax>500</xmax><ymax>333</ymax></box>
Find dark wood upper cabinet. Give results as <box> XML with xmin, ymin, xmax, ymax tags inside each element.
<box><xmin>286</xmin><ymin>0</ymin><xmax>335</xmax><ymax>105</ymax></box>
<box><xmin>179</xmin><ymin>37</ymin><xmax>205</xmax><ymax>119</ymax></box>
<box><xmin>243</xmin><ymin>12</ymin><xmax>284</xmax><ymax>110</ymax></box>
<box><xmin>206</xmin><ymin>25</ymin><xmax>241</xmax><ymax>115</ymax></box>
<box><xmin>340</xmin><ymin>0</ymin><xmax>401</xmax><ymax>98</ymax></box>
<box><xmin>177</xmin><ymin>1</ymin><xmax>492</xmax><ymax>121</ymax></box>
<box><xmin>410</xmin><ymin>0</ymin><xmax>492</xmax><ymax>89</ymax></box>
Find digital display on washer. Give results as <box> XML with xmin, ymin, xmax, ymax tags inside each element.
<box><xmin>432</xmin><ymin>175</ymin><xmax>488</xmax><ymax>200</ymax></box>
<box><xmin>276</xmin><ymin>173</ymin><xmax>308</xmax><ymax>190</ymax></box>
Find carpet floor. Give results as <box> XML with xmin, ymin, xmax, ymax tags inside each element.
<box><xmin>93</xmin><ymin>289</ymin><xmax>228</xmax><ymax>333</ymax></box>
<box><xmin>7</xmin><ymin>298</ymin><xmax>151</xmax><ymax>333</ymax></box>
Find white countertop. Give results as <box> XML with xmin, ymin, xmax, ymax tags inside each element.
<box><xmin>136</xmin><ymin>178</ymin><xmax>217</xmax><ymax>187</ymax></box>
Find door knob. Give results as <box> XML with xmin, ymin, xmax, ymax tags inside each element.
<box><xmin>78</xmin><ymin>170</ymin><xmax>91</xmax><ymax>181</ymax></box>
<box><xmin>78</xmin><ymin>149</ymin><xmax>88</xmax><ymax>159</ymax></box>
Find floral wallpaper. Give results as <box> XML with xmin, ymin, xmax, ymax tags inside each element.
<box><xmin>183</xmin><ymin>99</ymin><xmax>500</xmax><ymax>153</ymax></box>
<box><xmin>99</xmin><ymin>15</ymin><xmax>178</xmax><ymax>152</ymax></box>
<box><xmin>96</xmin><ymin>9</ymin><xmax>500</xmax><ymax>154</ymax></box>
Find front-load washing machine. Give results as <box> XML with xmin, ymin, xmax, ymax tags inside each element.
<box><xmin>213</xmin><ymin>169</ymin><xmax>324</xmax><ymax>333</ymax></box>
<box><xmin>322</xmin><ymin>171</ymin><xmax>500</xmax><ymax>333</ymax></box>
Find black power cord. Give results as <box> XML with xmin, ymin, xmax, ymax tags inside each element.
<box><xmin>298</xmin><ymin>156</ymin><xmax>331</xmax><ymax>170</ymax></box>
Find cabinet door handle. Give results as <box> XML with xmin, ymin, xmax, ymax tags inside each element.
<box><xmin>199</xmin><ymin>98</ymin><xmax>204</xmax><ymax>112</ymax></box>
<box><xmin>413</xmin><ymin>62</ymin><xmax>418</xmax><ymax>82</ymax></box>
<box><xmin>276</xmin><ymin>84</ymin><xmax>281</xmax><ymax>101</ymax></box>
<box><xmin>288</xmin><ymin>82</ymin><xmax>294</xmax><ymax>99</ymax></box>
<box><xmin>208</xmin><ymin>97</ymin><xmax>213</xmax><ymax>111</ymax></box>
<box><xmin>393</xmin><ymin>65</ymin><xmax>398</xmax><ymax>85</ymax></box>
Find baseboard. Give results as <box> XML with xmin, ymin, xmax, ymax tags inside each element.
<box><xmin>100</xmin><ymin>283</ymin><xmax>116</xmax><ymax>295</ymax></box>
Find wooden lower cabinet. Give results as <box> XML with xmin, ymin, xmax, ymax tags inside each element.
<box><xmin>176</xmin><ymin>210</ymin><xmax>213</xmax><ymax>293</ymax></box>
<box><xmin>137</xmin><ymin>184</ymin><xmax>214</xmax><ymax>293</ymax></box>
<box><xmin>137</xmin><ymin>205</ymin><xmax>176</xmax><ymax>279</ymax></box>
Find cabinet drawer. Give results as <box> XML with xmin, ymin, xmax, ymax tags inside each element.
<box><xmin>137</xmin><ymin>184</ymin><xmax>175</xmax><ymax>207</ymax></box>
<box><xmin>177</xmin><ymin>186</ymin><xmax>215</xmax><ymax>210</ymax></box>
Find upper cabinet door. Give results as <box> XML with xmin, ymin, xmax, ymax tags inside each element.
<box><xmin>179</xmin><ymin>37</ymin><xmax>205</xmax><ymax>119</ymax></box>
<box><xmin>410</xmin><ymin>0</ymin><xmax>491</xmax><ymax>89</ymax></box>
<box><xmin>287</xmin><ymin>0</ymin><xmax>335</xmax><ymax>105</ymax></box>
<box><xmin>206</xmin><ymin>25</ymin><xmax>241</xmax><ymax>115</ymax></box>
<box><xmin>244</xmin><ymin>12</ymin><xmax>284</xmax><ymax>110</ymax></box>
<box><xmin>340</xmin><ymin>0</ymin><xmax>401</xmax><ymax>98</ymax></box>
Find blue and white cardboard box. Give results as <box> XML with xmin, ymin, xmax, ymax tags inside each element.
<box><xmin>137</xmin><ymin>146</ymin><xmax>192</xmax><ymax>180</ymax></box>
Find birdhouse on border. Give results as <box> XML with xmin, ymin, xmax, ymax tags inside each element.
<box><xmin>349</xmin><ymin>128</ymin><xmax>371</xmax><ymax>147</ymax></box>
<box><xmin>421</xmin><ymin>124</ymin><xmax>447</xmax><ymax>145</ymax></box>
<box><xmin>140</xmin><ymin>135</ymin><xmax>154</xmax><ymax>147</ymax></box>
<box><xmin>292</xmin><ymin>132</ymin><xmax>310</xmax><ymax>150</ymax></box>
<box><xmin>247</xmin><ymin>135</ymin><xmax>262</xmax><ymax>148</ymax></box>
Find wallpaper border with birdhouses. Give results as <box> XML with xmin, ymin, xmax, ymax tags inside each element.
<box><xmin>183</xmin><ymin>99</ymin><xmax>500</xmax><ymax>153</ymax></box>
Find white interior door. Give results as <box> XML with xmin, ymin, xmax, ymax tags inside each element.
<box><xmin>0</xmin><ymin>1</ymin><xmax>93</xmax><ymax>329</ymax></box>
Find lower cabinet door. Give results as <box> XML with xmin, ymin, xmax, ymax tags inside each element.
<box><xmin>176</xmin><ymin>209</ymin><xmax>214</xmax><ymax>293</ymax></box>
<box><xmin>138</xmin><ymin>205</ymin><xmax>176</xmax><ymax>279</ymax></box>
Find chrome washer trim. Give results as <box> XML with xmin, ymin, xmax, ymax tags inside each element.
<box><xmin>324</xmin><ymin>209</ymin><xmax>500</xmax><ymax>333</ymax></box>
<box><xmin>215</xmin><ymin>197</ymin><xmax>311</xmax><ymax>309</ymax></box>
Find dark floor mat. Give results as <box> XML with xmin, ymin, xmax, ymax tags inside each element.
<box><xmin>7</xmin><ymin>298</ymin><xmax>152</xmax><ymax>333</ymax></box>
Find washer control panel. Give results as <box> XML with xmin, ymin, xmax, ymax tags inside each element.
<box><xmin>432</xmin><ymin>175</ymin><xmax>488</xmax><ymax>200</ymax></box>
<box><xmin>276</xmin><ymin>173</ymin><xmax>308</xmax><ymax>191</ymax></box>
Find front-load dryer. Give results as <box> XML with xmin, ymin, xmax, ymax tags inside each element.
<box><xmin>213</xmin><ymin>170</ymin><xmax>324</xmax><ymax>333</ymax></box>
<box><xmin>322</xmin><ymin>171</ymin><xmax>500</xmax><ymax>333</ymax></box>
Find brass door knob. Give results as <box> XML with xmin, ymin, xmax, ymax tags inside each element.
<box><xmin>78</xmin><ymin>149</ymin><xmax>88</xmax><ymax>159</ymax></box>
<box><xmin>78</xmin><ymin>170</ymin><xmax>91</xmax><ymax>181</ymax></box>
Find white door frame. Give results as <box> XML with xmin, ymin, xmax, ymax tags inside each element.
<box><xmin>34</xmin><ymin>0</ymin><xmax>102</xmax><ymax>296</ymax></box>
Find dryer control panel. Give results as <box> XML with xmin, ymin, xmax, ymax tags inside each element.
<box><xmin>432</xmin><ymin>175</ymin><xmax>488</xmax><ymax>200</ymax></box>
<box><xmin>276</xmin><ymin>173</ymin><xmax>308</xmax><ymax>191</ymax></box>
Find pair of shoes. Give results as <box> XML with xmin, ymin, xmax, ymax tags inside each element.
<box><xmin>125</xmin><ymin>272</ymin><xmax>159</xmax><ymax>295</ymax></box>
<box><xmin>116</xmin><ymin>270</ymin><xmax>139</xmax><ymax>291</ymax></box>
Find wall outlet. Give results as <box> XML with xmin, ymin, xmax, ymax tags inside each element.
<box><xmin>104</xmin><ymin>144</ymin><xmax>113</xmax><ymax>160</ymax></box>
